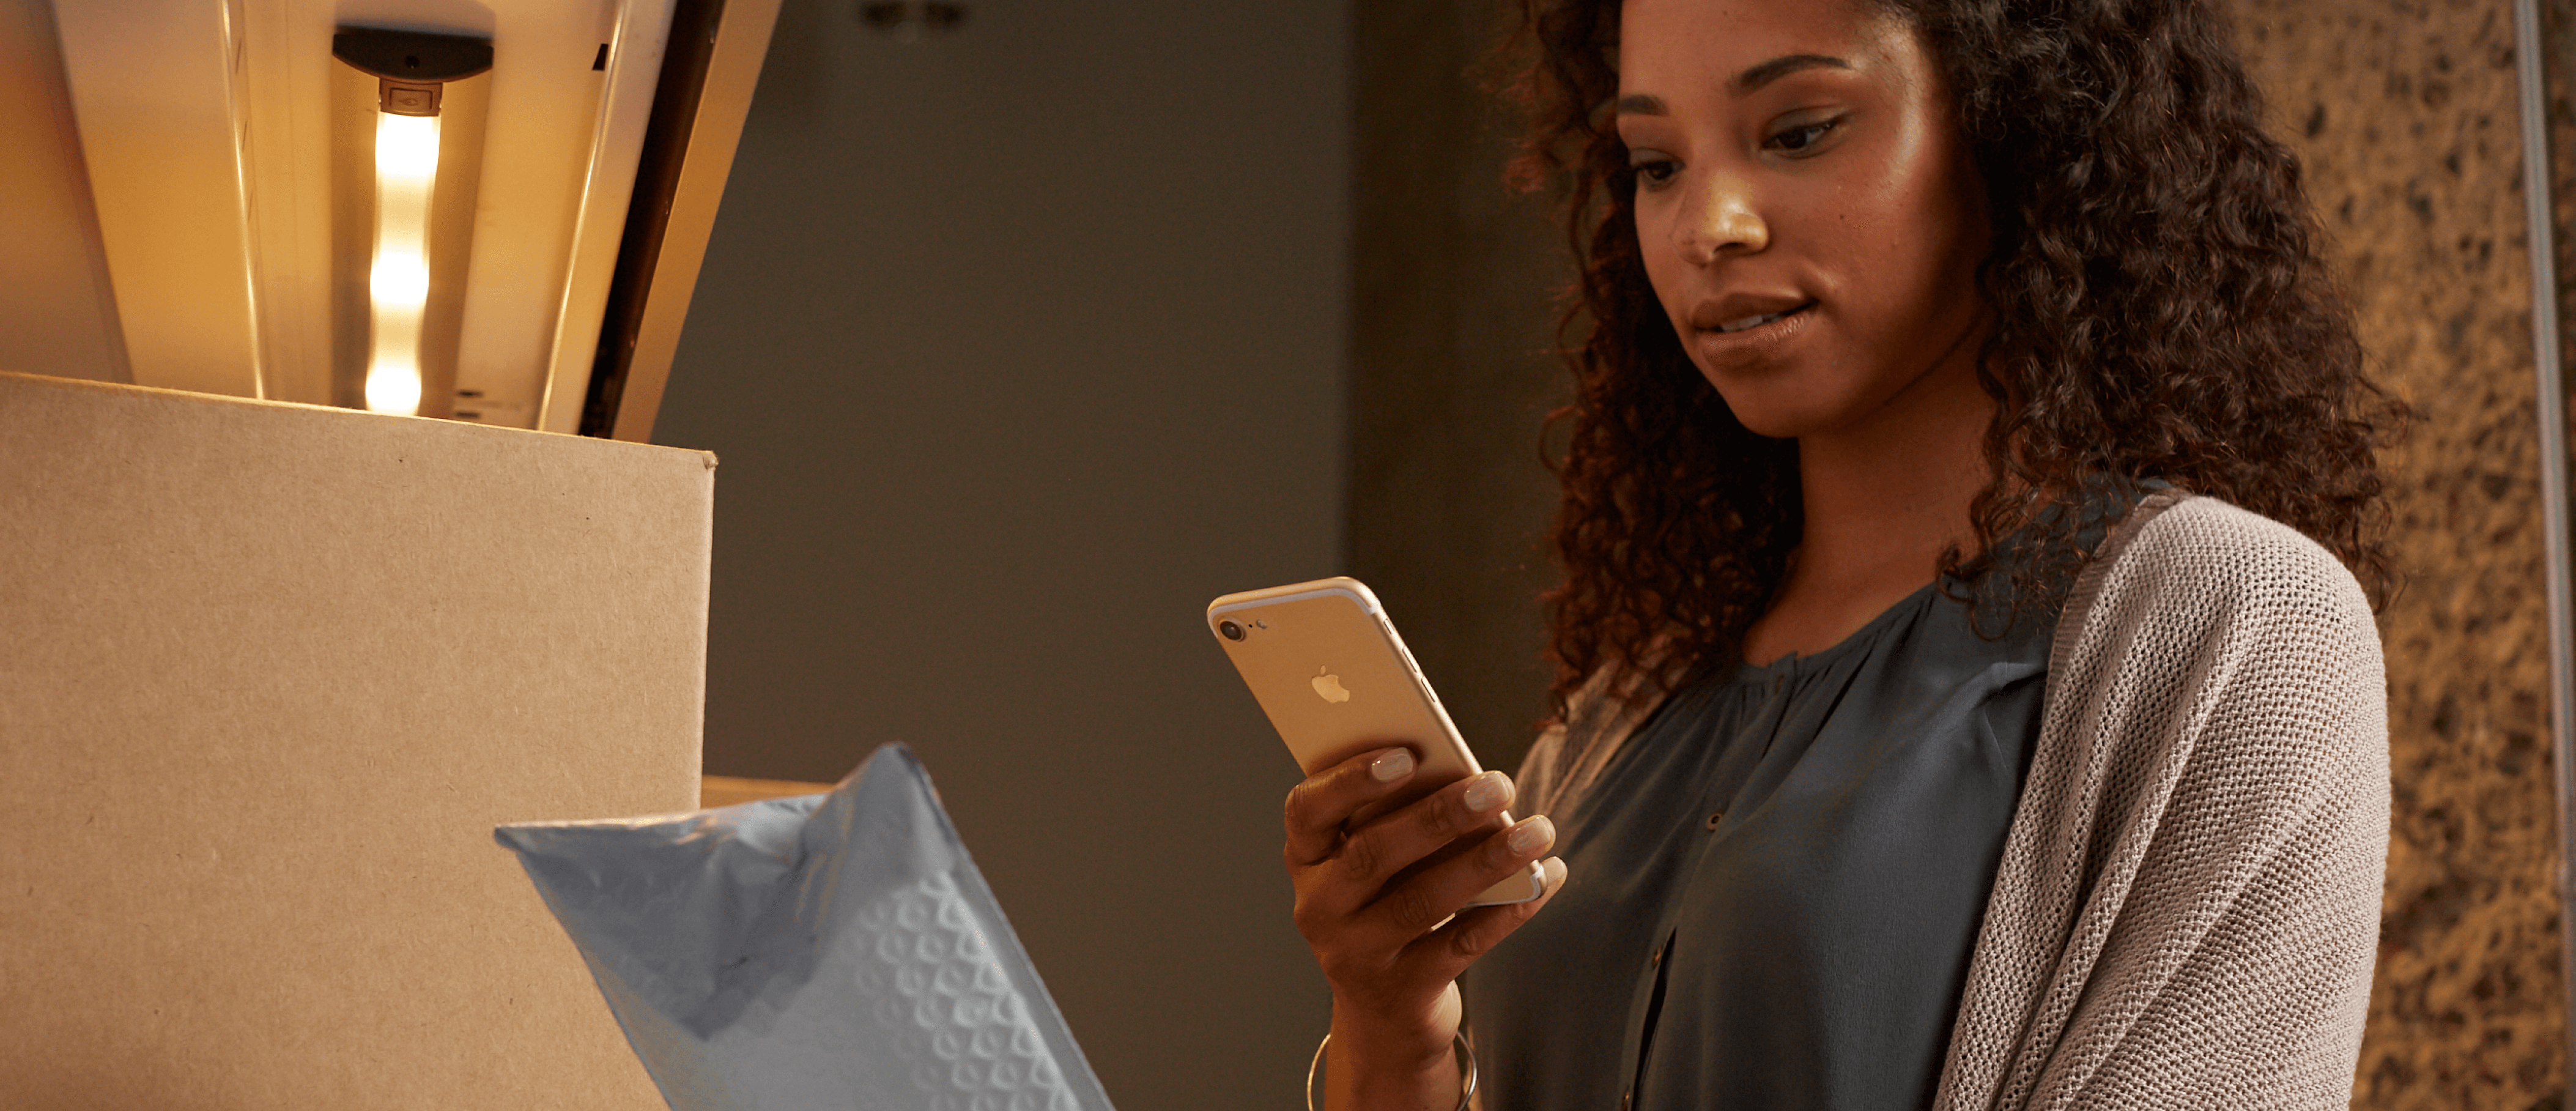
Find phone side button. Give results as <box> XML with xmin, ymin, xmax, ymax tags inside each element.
<box><xmin>1379</xmin><ymin>616</ymin><xmax>1423</xmax><ymax>671</ymax></box>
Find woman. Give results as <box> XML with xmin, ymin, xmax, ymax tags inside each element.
<box><xmin>1281</xmin><ymin>0</ymin><xmax>2405</xmax><ymax>1107</ymax></box>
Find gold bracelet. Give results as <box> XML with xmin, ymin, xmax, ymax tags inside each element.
<box><xmin>1305</xmin><ymin>1030</ymin><xmax>1478</xmax><ymax>1111</ymax></box>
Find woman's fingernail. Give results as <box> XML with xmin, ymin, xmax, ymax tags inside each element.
<box><xmin>1463</xmin><ymin>771</ymin><xmax>1509</xmax><ymax>812</ymax></box>
<box><xmin>1508</xmin><ymin>815</ymin><xmax>1553</xmax><ymax>855</ymax></box>
<box><xmin>1370</xmin><ymin>748</ymin><xmax>1414</xmax><ymax>782</ymax></box>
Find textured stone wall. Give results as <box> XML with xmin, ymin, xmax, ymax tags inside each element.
<box><xmin>2231</xmin><ymin>1</ymin><xmax>2567</xmax><ymax>1106</ymax></box>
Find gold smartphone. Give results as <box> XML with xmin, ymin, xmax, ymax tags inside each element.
<box><xmin>1207</xmin><ymin>576</ymin><xmax>1546</xmax><ymax>907</ymax></box>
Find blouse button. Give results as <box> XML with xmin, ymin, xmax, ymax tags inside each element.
<box><xmin>1621</xmin><ymin>1089</ymin><xmax>1634</xmax><ymax>1111</ymax></box>
<box><xmin>1703</xmin><ymin>811</ymin><xmax>1723</xmax><ymax>831</ymax></box>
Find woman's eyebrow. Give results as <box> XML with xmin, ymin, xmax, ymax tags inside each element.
<box><xmin>1615</xmin><ymin>53</ymin><xmax>1856</xmax><ymax>116</ymax></box>
<box><xmin>1733</xmin><ymin>53</ymin><xmax>1852</xmax><ymax>94</ymax></box>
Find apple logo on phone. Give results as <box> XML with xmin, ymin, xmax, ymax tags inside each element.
<box><xmin>1312</xmin><ymin>666</ymin><xmax>1353</xmax><ymax>704</ymax></box>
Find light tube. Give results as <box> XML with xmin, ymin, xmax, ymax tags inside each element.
<box><xmin>365</xmin><ymin>113</ymin><xmax>438</xmax><ymax>415</ymax></box>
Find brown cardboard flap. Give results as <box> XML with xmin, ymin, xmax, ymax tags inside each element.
<box><xmin>0</xmin><ymin>373</ymin><xmax>711</xmax><ymax>1109</ymax></box>
<box><xmin>698</xmin><ymin>775</ymin><xmax>833</xmax><ymax>809</ymax></box>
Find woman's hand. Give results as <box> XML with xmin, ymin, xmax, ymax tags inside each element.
<box><xmin>1283</xmin><ymin>746</ymin><xmax>1567</xmax><ymax>1109</ymax></box>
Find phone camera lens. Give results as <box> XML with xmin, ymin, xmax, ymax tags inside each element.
<box><xmin>1219</xmin><ymin>620</ymin><xmax>1246</xmax><ymax>641</ymax></box>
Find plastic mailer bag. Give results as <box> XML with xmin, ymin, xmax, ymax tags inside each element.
<box><xmin>494</xmin><ymin>743</ymin><xmax>1115</xmax><ymax>1111</ymax></box>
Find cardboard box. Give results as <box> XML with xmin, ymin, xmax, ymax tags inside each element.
<box><xmin>0</xmin><ymin>372</ymin><xmax>710</xmax><ymax>1108</ymax></box>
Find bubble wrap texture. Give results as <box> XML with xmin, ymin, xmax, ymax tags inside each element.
<box><xmin>497</xmin><ymin>743</ymin><xmax>1114</xmax><ymax>1111</ymax></box>
<box><xmin>855</xmin><ymin>874</ymin><xmax>1082</xmax><ymax>1111</ymax></box>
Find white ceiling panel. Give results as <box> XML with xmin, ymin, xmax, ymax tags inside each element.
<box><xmin>53</xmin><ymin>0</ymin><xmax>264</xmax><ymax>399</ymax></box>
<box><xmin>0</xmin><ymin>0</ymin><xmax>125</xmax><ymax>385</ymax></box>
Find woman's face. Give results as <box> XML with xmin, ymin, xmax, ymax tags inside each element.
<box><xmin>1616</xmin><ymin>0</ymin><xmax>1991</xmax><ymax>442</ymax></box>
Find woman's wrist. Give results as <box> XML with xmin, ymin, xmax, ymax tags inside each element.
<box><xmin>1327</xmin><ymin>1000</ymin><xmax>1454</xmax><ymax>1071</ymax></box>
<box><xmin>1320</xmin><ymin>1005</ymin><xmax>1464</xmax><ymax>1111</ymax></box>
<box><xmin>1312</xmin><ymin>1029</ymin><xmax>1476</xmax><ymax>1111</ymax></box>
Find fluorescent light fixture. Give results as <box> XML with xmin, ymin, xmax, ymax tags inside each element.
<box><xmin>331</xmin><ymin>29</ymin><xmax>490</xmax><ymax>417</ymax></box>
<box><xmin>366</xmin><ymin>114</ymin><xmax>436</xmax><ymax>412</ymax></box>
<box><xmin>50</xmin><ymin>0</ymin><xmax>772</xmax><ymax>435</ymax></box>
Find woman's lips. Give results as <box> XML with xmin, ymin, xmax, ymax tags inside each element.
<box><xmin>1714</xmin><ymin>300</ymin><xmax>1816</xmax><ymax>332</ymax></box>
<box><xmin>1693</xmin><ymin>301</ymin><xmax>1817</xmax><ymax>360</ymax></box>
<box><xmin>1714</xmin><ymin>301</ymin><xmax>1813</xmax><ymax>333</ymax></box>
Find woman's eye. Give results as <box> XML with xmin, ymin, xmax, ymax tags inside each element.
<box><xmin>1766</xmin><ymin>119</ymin><xmax>1841</xmax><ymax>154</ymax></box>
<box><xmin>1630</xmin><ymin>157</ymin><xmax>1680</xmax><ymax>190</ymax></box>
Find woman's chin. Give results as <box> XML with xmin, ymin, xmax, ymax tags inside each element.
<box><xmin>1703</xmin><ymin>388</ymin><xmax>1828</xmax><ymax>441</ymax></box>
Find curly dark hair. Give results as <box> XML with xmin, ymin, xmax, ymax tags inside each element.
<box><xmin>1508</xmin><ymin>0</ymin><xmax>2411</xmax><ymax>726</ymax></box>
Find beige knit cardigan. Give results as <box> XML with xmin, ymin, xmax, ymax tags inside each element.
<box><xmin>1503</xmin><ymin>491</ymin><xmax>2389</xmax><ymax>1109</ymax></box>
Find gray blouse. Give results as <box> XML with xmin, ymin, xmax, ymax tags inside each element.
<box><xmin>1464</xmin><ymin>483</ymin><xmax>2154</xmax><ymax>1111</ymax></box>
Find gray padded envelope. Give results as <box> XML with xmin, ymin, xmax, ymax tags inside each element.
<box><xmin>495</xmin><ymin>743</ymin><xmax>1114</xmax><ymax>1111</ymax></box>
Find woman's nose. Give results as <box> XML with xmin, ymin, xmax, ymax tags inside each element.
<box><xmin>1674</xmin><ymin>174</ymin><xmax>1768</xmax><ymax>264</ymax></box>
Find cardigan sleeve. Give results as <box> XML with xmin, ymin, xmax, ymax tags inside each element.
<box><xmin>1937</xmin><ymin>496</ymin><xmax>2389</xmax><ymax>1111</ymax></box>
<box><xmin>2074</xmin><ymin>700</ymin><xmax>2388</xmax><ymax>1107</ymax></box>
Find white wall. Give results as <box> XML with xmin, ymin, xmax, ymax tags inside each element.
<box><xmin>654</xmin><ymin>2</ymin><xmax>1349</xmax><ymax>1107</ymax></box>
